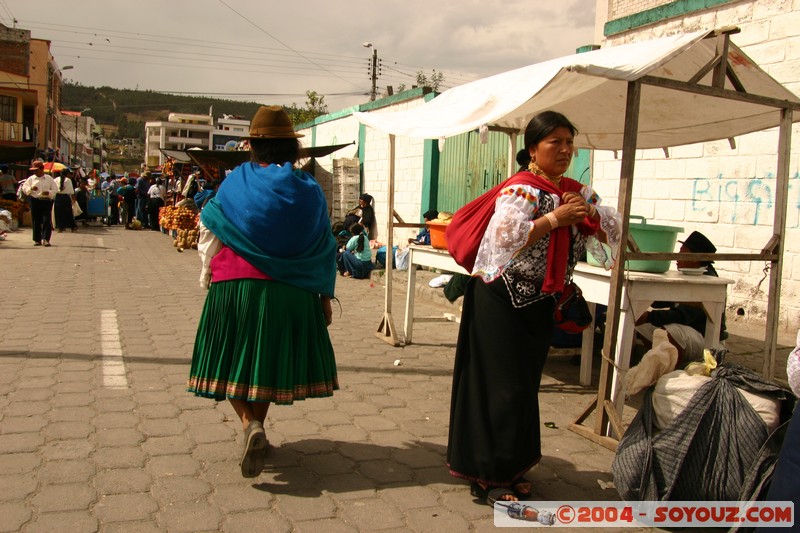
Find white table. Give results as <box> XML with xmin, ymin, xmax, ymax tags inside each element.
<box><xmin>403</xmin><ymin>245</ymin><xmax>468</xmax><ymax>345</ymax></box>
<box><xmin>572</xmin><ymin>262</ymin><xmax>732</xmax><ymax>399</ymax></box>
<box><xmin>402</xmin><ymin>246</ymin><xmax>732</xmax><ymax>396</ymax></box>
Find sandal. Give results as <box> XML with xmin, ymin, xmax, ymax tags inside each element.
<box><xmin>470</xmin><ymin>482</ymin><xmax>518</xmax><ymax>506</ymax></box>
<box><xmin>240</xmin><ymin>420</ymin><xmax>268</xmax><ymax>478</ymax></box>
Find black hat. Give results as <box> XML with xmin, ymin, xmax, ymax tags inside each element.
<box><xmin>422</xmin><ymin>209</ymin><xmax>439</xmax><ymax>221</ymax></box>
<box><xmin>680</xmin><ymin>231</ymin><xmax>716</xmax><ymax>254</ymax></box>
<box><xmin>359</xmin><ymin>193</ymin><xmax>373</xmax><ymax>204</ymax></box>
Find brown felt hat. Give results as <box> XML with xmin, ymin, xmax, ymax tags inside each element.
<box><xmin>247</xmin><ymin>106</ymin><xmax>304</xmax><ymax>139</ymax></box>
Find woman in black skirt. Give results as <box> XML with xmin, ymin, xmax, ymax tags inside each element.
<box><xmin>446</xmin><ymin>111</ymin><xmax>621</xmax><ymax>506</ymax></box>
<box><xmin>53</xmin><ymin>169</ymin><xmax>77</xmax><ymax>232</ymax></box>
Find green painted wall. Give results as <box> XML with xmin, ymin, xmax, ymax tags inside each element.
<box><xmin>604</xmin><ymin>0</ymin><xmax>737</xmax><ymax>36</ymax></box>
<box><xmin>419</xmin><ymin>91</ymin><xmax>439</xmax><ymax>220</ymax></box>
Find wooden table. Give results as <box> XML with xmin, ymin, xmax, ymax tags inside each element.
<box><xmin>403</xmin><ymin>246</ymin><xmax>732</xmax><ymax>397</ymax></box>
<box><xmin>573</xmin><ymin>262</ymin><xmax>732</xmax><ymax>399</ymax></box>
<box><xmin>403</xmin><ymin>245</ymin><xmax>468</xmax><ymax>345</ymax></box>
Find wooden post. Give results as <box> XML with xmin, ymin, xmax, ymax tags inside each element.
<box><xmin>376</xmin><ymin>134</ymin><xmax>399</xmax><ymax>345</ymax></box>
<box><xmin>763</xmin><ymin>108</ymin><xmax>792</xmax><ymax>379</ymax></box>
<box><xmin>594</xmin><ymin>80</ymin><xmax>641</xmax><ymax>438</ymax></box>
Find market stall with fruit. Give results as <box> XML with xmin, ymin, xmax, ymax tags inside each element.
<box><xmin>158</xmin><ymin>205</ymin><xmax>200</xmax><ymax>251</ymax></box>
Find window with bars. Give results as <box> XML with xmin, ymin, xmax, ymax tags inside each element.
<box><xmin>0</xmin><ymin>96</ymin><xmax>17</xmax><ymax>122</ymax></box>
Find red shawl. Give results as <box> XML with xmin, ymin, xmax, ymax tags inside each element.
<box><xmin>446</xmin><ymin>170</ymin><xmax>599</xmax><ymax>294</ymax></box>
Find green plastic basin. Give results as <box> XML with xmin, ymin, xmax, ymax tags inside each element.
<box><xmin>587</xmin><ymin>215</ymin><xmax>684</xmax><ymax>273</ymax></box>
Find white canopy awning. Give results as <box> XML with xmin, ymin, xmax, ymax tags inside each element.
<box><xmin>354</xmin><ymin>30</ymin><xmax>800</xmax><ymax>150</ymax></box>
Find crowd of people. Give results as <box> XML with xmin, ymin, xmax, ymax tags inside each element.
<box><xmin>0</xmin><ymin>157</ymin><xmax>223</xmax><ymax>247</ymax></box>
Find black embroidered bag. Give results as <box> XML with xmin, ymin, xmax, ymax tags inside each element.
<box><xmin>553</xmin><ymin>282</ymin><xmax>593</xmax><ymax>333</ymax></box>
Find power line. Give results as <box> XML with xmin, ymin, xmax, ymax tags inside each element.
<box><xmin>56</xmin><ymin>53</ymin><xmax>371</xmax><ymax>88</ymax></box>
<box><xmin>20</xmin><ymin>20</ymin><xmax>368</xmax><ymax>66</ymax></box>
<box><xmin>0</xmin><ymin>0</ymin><xmax>15</xmax><ymax>26</ymax></box>
<box><xmin>214</xmin><ymin>0</ymin><xmax>364</xmax><ymax>92</ymax></box>
<box><xmin>54</xmin><ymin>45</ymin><xmax>367</xmax><ymax>75</ymax></box>
<box><xmin>44</xmin><ymin>35</ymin><xmax>366</xmax><ymax>70</ymax></box>
<box><xmin>22</xmin><ymin>18</ymin><xmax>480</xmax><ymax>87</ymax></box>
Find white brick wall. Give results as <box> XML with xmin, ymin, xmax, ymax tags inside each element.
<box><xmin>361</xmin><ymin>98</ymin><xmax>430</xmax><ymax>245</ymax></box>
<box><xmin>599</xmin><ymin>0</ymin><xmax>800</xmax><ymax>331</ymax></box>
<box><xmin>297</xmin><ymin>95</ymin><xmax>432</xmax><ymax>245</ymax></box>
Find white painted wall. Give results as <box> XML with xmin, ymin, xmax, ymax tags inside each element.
<box><xmin>298</xmin><ymin>94</ymin><xmax>431</xmax><ymax>246</ymax></box>
<box><xmin>595</xmin><ymin>0</ymin><xmax>800</xmax><ymax>332</ymax></box>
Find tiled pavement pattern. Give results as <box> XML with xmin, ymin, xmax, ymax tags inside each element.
<box><xmin>0</xmin><ymin>223</ymin><xmax>792</xmax><ymax>532</ymax></box>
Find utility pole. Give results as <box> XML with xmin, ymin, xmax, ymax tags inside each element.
<box><xmin>363</xmin><ymin>43</ymin><xmax>380</xmax><ymax>101</ymax></box>
<box><xmin>370</xmin><ymin>47</ymin><xmax>378</xmax><ymax>101</ymax></box>
<box><xmin>44</xmin><ymin>64</ymin><xmax>52</xmax><ymax>157</ymax></box>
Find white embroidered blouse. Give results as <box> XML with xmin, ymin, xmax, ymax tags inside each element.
<box><xmin>472</xmin><ymin>182</ymin><xmax>621</xmax><ymax>308</ymax></box>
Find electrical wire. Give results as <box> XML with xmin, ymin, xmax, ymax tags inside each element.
<box><xmin>215</xmin><ymin>0</ymin><xmax>364</xmax><ymax>91</ymax></box>
<box><xmin>0</xmin><ymin>0</ymin><xmax>15</xmax><ymax>26</ymax></box>
<box><xmin>54</xmin><ymin>45</ymin><xmax>366</xmax><ymax>75</ymax></box>
<box><xmin>22</xmin><ymin>17</ymin><xmax>479</xmax><ymax>86</ymax></box>
<box><xmin>17</xmin><ymin>15</ymin><xmax>480</xmax><ymax>97</ymax></box>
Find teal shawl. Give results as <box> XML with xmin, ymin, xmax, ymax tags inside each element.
<box><xmin>201</xmin><ymin>162</ymin><xmax>336</xmax><ymax>297</ymax></box>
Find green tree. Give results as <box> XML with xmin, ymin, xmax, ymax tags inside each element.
<box><xmin>288</xmin><ymin>90</ymin><xmax>329</xmax><ymax>125</ymax></box>
<box><xmin>415</xmin><ymin>69</ymin><xmax>445</xmax><ymax>91</ymax></box>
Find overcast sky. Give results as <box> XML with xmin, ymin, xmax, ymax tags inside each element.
<box><xmin>4</xmin><ymin>0</ymin><xmax>596</xmax><ymax>112</ymax></box>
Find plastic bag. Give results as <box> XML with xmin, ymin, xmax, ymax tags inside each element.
<box><xmin>395</xmin><ymin>247</ymin><xmax>410</xmax><ymax>270</ymax></box>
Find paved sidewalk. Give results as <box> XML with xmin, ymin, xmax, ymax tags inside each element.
<box><xmin>0</xmin><ymin>224</ymin><xmax>792</xmax><ymax>532</ymax></box>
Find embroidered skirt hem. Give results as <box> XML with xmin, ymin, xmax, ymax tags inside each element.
<box><xmin>188</xmin><ymin>278</ymin><xmax>338</xmax><ymax>405</ymax></box>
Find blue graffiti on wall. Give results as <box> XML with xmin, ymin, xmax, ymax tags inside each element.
<box><xmin>691</xmin><ymin>171</ymin><xmax>800</xmax><ymax>226</ymax></box>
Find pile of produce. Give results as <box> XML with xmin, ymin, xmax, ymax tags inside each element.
<box><xmin>159</xmin><ymin>206</ymin><xmax>199</xmax><ymax>230</ymax></box>
<box><xmin>0</xmin><ymin>199</ymin><xmax>27</xmax><ymax>220</ymax></box>
<box><xmin>425</xmin><ymin>211</ymin><xmax>454</xmax><ymax>250</ymax></box>
<box><xmin>174</xmin><ymin>228</ymin><xmax>199</xmax><ymax>251</ymax></box>
<box><xmin>429</xmin><ymin>212</ymin><xmax>454</xmax><ymax>224</ymax></box>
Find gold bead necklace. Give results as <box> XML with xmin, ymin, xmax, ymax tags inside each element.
<box><xmin>528</xmin><ymin>160</ymin><xmax>562</xmax><ymax>187</ymax></box>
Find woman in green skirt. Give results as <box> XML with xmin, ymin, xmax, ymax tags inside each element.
<box><xmin>188</xmin><ymin>106</ymin><xmax>338</xmax><ymax>478</ymax></box>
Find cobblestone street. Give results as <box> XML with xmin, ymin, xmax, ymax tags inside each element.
<box><xmin>0</xmin><ymin>223</ymin><xmax>791</xmax><ymax>532</ymax></box>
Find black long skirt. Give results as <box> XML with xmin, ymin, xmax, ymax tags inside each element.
<box><xmin>54</xmin><ymin>194</ymin><xmax>75</xmax><ymax>229</ymax></box>
<box><xmin>447</xmin><ymin>276</ymin><xmax>554</xmax><ymax>487</ymax></box>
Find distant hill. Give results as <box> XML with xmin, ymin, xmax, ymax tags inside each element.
<box><xmin>62</xmin><ymin>83</ymin><xmax>266</xmax><ymax>140</ymax></box>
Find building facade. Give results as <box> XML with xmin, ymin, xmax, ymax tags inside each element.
<box><xmin>0</xmin><ymin>23</ymin><xmax>63</xmax><ymax>166</ymax></box>
<box><xmin>212</xmin><ymin>115</ymin><xmax>249</xmax><ymax>150</ymax></box>
<box><xmin>591</xmin><ymin>0</ymin><xmax>800</xmax><ymax>331</ymax></box>
<box><xmin>144</xmin><ymin>112</ymin><xmax>214</xmax><ymax>167</ymax></box>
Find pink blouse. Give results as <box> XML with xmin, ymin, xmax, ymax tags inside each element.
<box><xmin>210</xmin><ymin>245</ymin><xmax>271</xmax><ymax>283</ymax></box>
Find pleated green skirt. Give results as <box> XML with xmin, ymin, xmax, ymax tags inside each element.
<box><xmin>187</xmin><ymin>279</ymin><xmax>338</xmax><ymax>404</ymax></box>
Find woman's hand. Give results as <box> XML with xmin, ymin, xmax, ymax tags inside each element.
<box><xmin>552</xmin><ymin>199</ymin><xmax>589</xmax><ymax>227</ymax></box>
<box><xmin>321</xmin><ymin>296</ymin><xmax>333</xmax><ymax>327</ymax></box>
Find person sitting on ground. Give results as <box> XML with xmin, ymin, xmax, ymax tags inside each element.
<box><xmin>336</xmin><ymin>223</ymin><xmax>374</xmax><ymax>279</ymax></box>
<box><xmin>634</xmin><ymin>322</ymin><xmax>706</xmax><ymax>372</ymax></box>
<box><xmin>635</xmin><ymin>230</ymin><xmax>728</xmax><ymax>341</ymax></box>
<box><xmin>408</xmin><ymin>209</ymin><xmax>439</xmax><ymax>245</ymax></box>
<box><xmin>343</xmin><ymin>193</ymin><xmax>377</xmax><ymax>240</ymax></box>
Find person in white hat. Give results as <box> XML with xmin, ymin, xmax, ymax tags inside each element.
<box><xmin>20</xmin><ymin>160</ymin><xmax>58</xmax><ymax>246</ymax></box>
